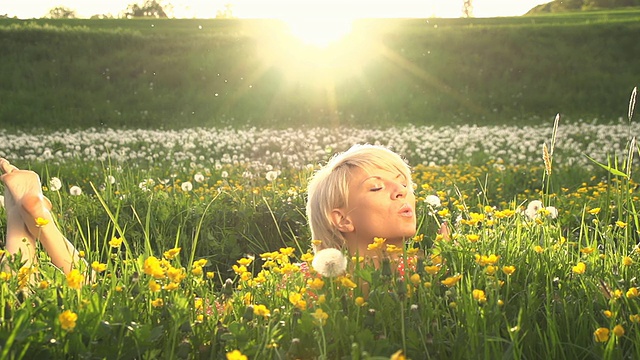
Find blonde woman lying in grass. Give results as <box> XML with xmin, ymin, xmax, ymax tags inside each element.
<box><xmin>306</xmin><ymin>144</ymin><xmax>448</xmax><ymax>274</ymax></box>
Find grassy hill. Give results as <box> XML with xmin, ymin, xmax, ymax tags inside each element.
<box><xmin>1</xmin><ymin>9</ymin><xmax>640</xmax><ymax>130</ymax></box>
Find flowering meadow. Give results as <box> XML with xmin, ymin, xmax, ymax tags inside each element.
<box><xmin>1</xmin><ymin>116</ymin><xmax>640</xmax><ymax>359</ymax></box>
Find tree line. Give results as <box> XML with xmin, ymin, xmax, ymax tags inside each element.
<box><xmin>528</xmin><ymin>0</ymin><xmax>639</xmax><ymax>14</ymax></box>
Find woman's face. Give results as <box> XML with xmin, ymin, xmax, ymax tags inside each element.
<box><xmin>339</xmin><ymin>166</ymin><xmax>416</xmax><ymax>248</ymax></box>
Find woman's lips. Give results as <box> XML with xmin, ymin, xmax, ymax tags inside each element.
<box><xmin>399</xmin><ymin>203</ymin><xmax>414</xmax><ymax>217</ymax></box>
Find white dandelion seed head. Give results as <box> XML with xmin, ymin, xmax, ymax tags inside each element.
<box><xmin>265</xmin><ymin>170</ymin><xmax>278</xmax><ymax>182</ymax></box>
<box><xmin>221</xmin><ymin>171</ymin><xmax>229</xmax><ymax>178</ymax></box>
<box><xmin>312</xmin><ymin>248</ymin><xmax>347</xmax><ymax>278</ymax></box>
<box><xmin>546</xmin><ymin>206</ymin><xmax>559</xmax><ymax>219</ymax></box>
<box><xmin>106</xmin><ymin>175</ymin><xmax>116</xmax><ymax>185</ymax></box>
<box><xmin>524</xmin><ymin>200</ymin><xmax>543</xmax><ymax>220</ymax></box>
<box><xmin>49</xmin><ymin>177</ymin><xmax>62</xmax><ymax>192</ymax></box>
<box><xmin>424</xmin><ymin>194</ymin><xmax>441</xmax><ymax>208</ymax></box>
<box><xmin>69</xmin><ymin>185</ymin><xmax>82</xmax><ymax>196</ymax></box>
<box><xmin>194</xmin><ymin>172</ymin><xmax>205</xmax><ymax>183</ymax></box>
<box><xmin>181</xmin><ymin>181</ymin><xmax>193</xmax><ymax>192</ymax></box>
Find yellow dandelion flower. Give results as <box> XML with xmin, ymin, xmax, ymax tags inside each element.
<box><xmin>300</xmin><ymin>252</ymin><xmax>314</xmax><ymax>263</ymax></box>
<box><xmin>593</xmin><ymin>327</ymin><xmax>610</xmax><ymax>343</ymax></box>
<box><xmin>312</xmin><ymin>308</ymin><xmax>329</xmax><ymax>326</ymax></box>
<box><xmin>192</xmin><ymin>266</ymin><xmax>204</xmax><ymax>276</ymax></box>
<box><xmin>66</xmin><ymin>269</ymin><xmax>84</xmax><ymax>290</ymax></box>
<box><xmin>385</xmin><ymin>244</ymin><xmax>403</xmax><ymax>255</ymax></box>
<box><xmin>613</xmin><ymin>324</ymin><xmax>625</xmax><ymax>337</ymax></box>
<box><xmin>338</xmin><ymin>276</ymin><xmax>357</xmax><ymax>289</ymax></box>
<box><xmin>572</xmin><ymin>262</ymin><xmax>586</xmax><ymax>275</ymax></box>
<box><xmin>232</xmin><ymin>264</ymin><xmax>247</xmax><ymax>275</ymax></box>
<box><xmin>206</xmin><ymin>271</ymin><xmax>215</xmax><ymax>279</ymax></box>
<box><xmin>441</xmin><ymin>274</ymin><xmax>462</xmax><ymax>287</ymax></box>
<box><xmin>367</xmin><ymin>237</ymin><xmax>386</xmax><ymax>251</ymax></box>
<box><xmin>308</xmin><ymin>277</ymin><xmax>325</xmax><ymax>290</ymax></box>
<box><xmin>35</xmin><ymin>217</ymin><xmax>49</xmax><ymax>227</ymax></box>
<box><xmin>226</xmin><ymin>350</ymin><xmax>248</xmax><ymax>360</ymax></box>
<box><xmin>148</xmin><ymin>279</ymin><xmax>161</xmax><ymax>292</ymax></box>
<box><xmin>588</xmin><ymin>207</ymin><xmax>601</xmax><ymax>215</ymax></box>
<box><xmin>355</xmin><ymin>296</ymin><xmax>367</xmax><ymax>307</ymax></box>
<box><xmin>390</xmin><ymin>350</ymin><xmax>406</xmax><ymax>360</ymax></box>
<box><xmin>58</xmin><ymin>310</ymin><xmax>78</xmax><ymax>331</ymax></box>
<box><xmin>472</xmin><ymin>289</ymin><xmax>487</xmax><ymax>304</ymax></box>
<box><xmin>237</xmin><ymin>257</ymin><xmax>253</xmax><ymax>266</ymax></box>
<box><xmin>622</xmin><ymin>256</ymin><xmax>633</xmax><ymax>266</ymax></box>
<box><xmin>151</xmin><ymin>298</ymin><xmax>164</xmax><ymax>308</ymax></box>
<box><xmin>91</xmin><ymin>261</ymin><xmax>107</xmax><ymax>273</ymax></box>
<box><xmin>279</xmin><ymin>247</ymin><xmax>295</xmax><ymax>256</ymax></box>
<box><xmin>466</xmin><ymin>234</ymin><xmax>480</xmax><ymax>243</ymax></box>
<box><xmin>163</xmin><ymin>247</ymin><xmax>181</xmax><ymax>260</ymax></box>
<box><xmin>533</xmin><ymin>245</ymin><xmax>544</xmax><ymax>254</ymax></box>
<box><xmin>424</xmin><ymin>265</ymin><xmax>440</xmax><ymax>275</ymax></box>
<box><xmin>603</xmin><ymin>310</ymin><xmax>612</xmax><ymax>318</ymax></box>
<box><xmin>410</xmin><ymin>273</ymin><xmax>421</xmax><ymax>285</ymax></box>
<box><xmin>167</xmin><ymin>267</ymin><xmax>186</xmax><ymax>283</ymax></box>
<box><xmin>580</xmin><ymin>247</ymin><xmax>595</xmax><ymax>254</ymax></box>
<box><xmin>626</xmin><ymin>287</ymin><xmax>639</xmax><ymax>299</ymax></box>
<box><xmin>430</xmin><ymin>254</ymin><xmax>444</xmax><ymax>265</ymax></box>
<box><xmin>475</xmin><ymin>254</ymin><xmax>500</xmax><ymax>266</ymax></box>
<box><xmin>193</xmin><ymin>258</ymin><xmax>208</xmax><ymax>268</ymax></box>
<box><xmin>616</xmin><ymin>221</ymin><xmax>627</xmax><ymax>228</ymax></box>
<box><xmin>629</xmin><ymin>314</ymin><xmax>640</xmax><ymax>323</ymax></box>
<box><xmin>0</xmin><ymin>271</ymin><xmax>11</xmax><ymax>281</ymax></box>
<box><xmin>38</xmin><ymin>280</ymin><xmax>49</xmax><ymax>289</ymax></box>
<box><xmin>502</xmin><ymin>265</ymin><xmax>516</xmax><ymax>275</ymax></box>
<box><xmin>253</xmin><ymin>304</ymin><xmax>270</xmax><ymax>318</ymax></box>
<box><xmin>485</xmin><ymin>265</ymin><xmax>497</xmax><ymax>276</ymax></box>
<box><xmin>163</xmin><ymin>282</ymin><xmax>179</xmax><ymax>291</ymax></box>
<box><xmin>109</xmin><ymin>236</ymin><xmax>123</xmax><ymax>248</ymax></box>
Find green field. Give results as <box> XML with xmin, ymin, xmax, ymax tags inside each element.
<box><xmin>1</xmin><ymin>9</ymin><xmax>640</xmax><ymax>129</ymax></box>
<box><xmin>1</xmin><ymin>120</ymin><xmax>640</xmax><ymax>358</ymax></box>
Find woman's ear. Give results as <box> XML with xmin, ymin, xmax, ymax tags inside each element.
<box><xmin>330</xmin><ymin>208</ymin><xmax>354</xmax><ymax>233</ymax></box>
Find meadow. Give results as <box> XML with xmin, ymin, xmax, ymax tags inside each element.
<box><xmin>2</xmin><ymin>7</ymin><xmax>640</xmax><ymax>359</ymax></box>
<box><xmin>1</xmin><ymin>110</ymin><xmax>640</xmax><ymax>358</ymax></box>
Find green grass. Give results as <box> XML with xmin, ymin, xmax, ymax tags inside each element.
<box><xmin>1</xmin><ymin>9</ymin><xmax>640</xmax><ymax>130</ymax></box>
<box><xmin>2</xmin><ymin>110</ymin><xmax>640</xmax><ymax>357</ymax></box>
<box><xmin>1</xmin><ymin>133</ymin><xmax>640</xmax><ymax>358</ymax></box>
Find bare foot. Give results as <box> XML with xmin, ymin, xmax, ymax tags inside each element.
<box><xmin>1</xmin><ymin>158</ymin><xmax>80</xmax><ymax>274</ymax></box>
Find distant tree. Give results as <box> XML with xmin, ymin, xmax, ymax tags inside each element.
<box><xmin>216</xmin><ymin>3</ymin><xmax>235</xmax><ymax>19</ymax></box>
<box><xmin>90</xmin><ymin>14</ymin><xmax>115</xmax><ymax>19</ymax></box>
<box><xmin>124</xmin><ymin>0</ymin><xmax>170</xmax><ymax>18</ymax></box>
<box><xmin>47</xmin><ymin>6</ymin><xmax>77</xmax><ymax>19</ymax></box>
<box><xmin>462</xmin><ymin>0</ymin><xmax>474</xmax><ymax>17</ymax></box>
<box><xmin>583</xmin><ymin>0</ymin><xmax>638</xmax><ymax>8</ymax></box>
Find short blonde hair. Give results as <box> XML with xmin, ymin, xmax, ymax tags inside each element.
<box><xmin>306</xmin><ymin>144</ymin><xmax>413</xmax><ymax>252</ymax></box>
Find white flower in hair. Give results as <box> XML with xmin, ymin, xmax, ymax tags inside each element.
<box><xmin>312</xmin><ymin>248</ymin><xmax>347</xmax><ymax>277</ymax></box>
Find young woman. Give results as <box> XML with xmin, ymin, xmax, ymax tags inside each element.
<box><xmin>306</xmin><ymin>144</ymin><xmax>421</xmax><ymax>262</ymax></box>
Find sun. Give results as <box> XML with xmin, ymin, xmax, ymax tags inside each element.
<box><xmin>284</xmin><ymin>16</ymin><xmax>354</xmax><ymax>47</ymax></box>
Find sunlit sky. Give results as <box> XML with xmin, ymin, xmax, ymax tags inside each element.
<box><xmin>4</xmin><ymin>0</ymin><xmax>551</xmax><ymax>19</ymax></box>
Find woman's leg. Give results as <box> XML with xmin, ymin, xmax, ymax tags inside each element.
<box><xmin>1</xmin><ymin>159</ymin><xmax>80</xmax><ymax>274</ymax></box>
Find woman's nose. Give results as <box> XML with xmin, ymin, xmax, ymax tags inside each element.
<box><xmin>392</xmin><ymin>181</ymin><xmax>407</xmax><ymax>199</ymax></box>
